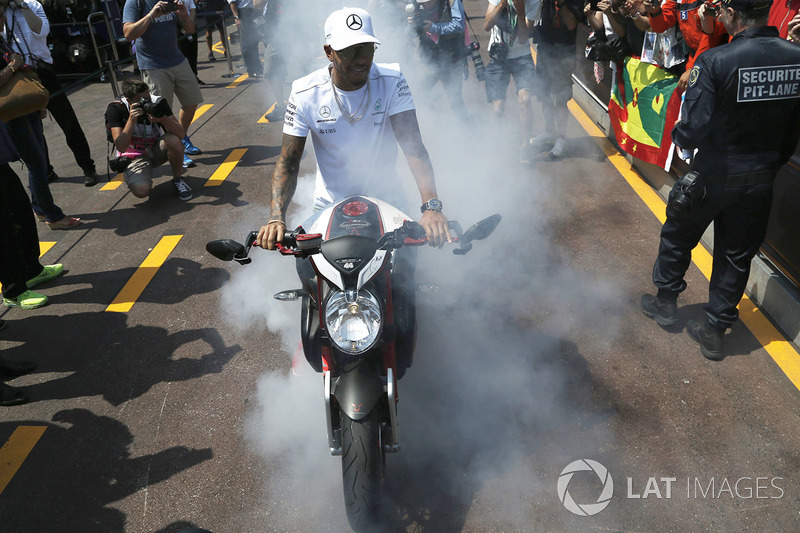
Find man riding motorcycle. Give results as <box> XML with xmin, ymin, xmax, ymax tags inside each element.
<box><xmin>256</xmin><ymin>6</ymin><xmax>452</xmax><ymax>251</ymax></box>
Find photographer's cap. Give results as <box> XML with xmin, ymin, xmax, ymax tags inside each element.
<box><xmin>720</xmin><ymin>0</ymin><xmax>773</xmax><ymax>12</ymax></box>
<box><xmin>324</xmin><ymin>7</ymin><xmax>381</xmax><ymax>51</ymax></box>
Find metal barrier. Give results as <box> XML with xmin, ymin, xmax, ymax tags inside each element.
<box><xmin>47</xmin><ymin>9</ymin><xmax>237</xmax><ymax>101</ymax></box>
<box><xmin>87</xmin><ymin>11</ymin><xmax>122</xmax><ymax>97</ymax></box>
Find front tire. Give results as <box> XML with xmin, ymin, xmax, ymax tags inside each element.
<box><xmin>341</xmin><ymin>408</ymin><xmax>384</xmax><ymax>531</ymax></box>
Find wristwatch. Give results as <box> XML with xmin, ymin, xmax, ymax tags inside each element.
<box><xmin>420</xmin><ymin>198</ymin><xmax>443</xmax><ymax>213</ymax></box>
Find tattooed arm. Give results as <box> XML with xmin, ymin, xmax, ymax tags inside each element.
<box><xmin>256</xmin><ymin>133</ymin><xmax>307</xmax><ymax>249</ymax></box>
<box><xmin>391</xmin><ymin>110</ymin><xmax>451</xmax><ymax>248</ymax></box>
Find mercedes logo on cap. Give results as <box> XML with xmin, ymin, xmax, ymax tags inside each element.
<box><xmin>346</xmin><ymin>14</ymin><xmax>363</xmax><ymax>30</ymax></box>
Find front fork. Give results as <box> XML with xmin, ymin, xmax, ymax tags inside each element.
<box><xmin>324</xmin><ymin>269</ymin><xmax>401</xmax><ymax>456</ymax></box>
<box><xmin>324</xmin><ymin>365</ymin><xmax>400</xmax><ymax>456</ymax></box>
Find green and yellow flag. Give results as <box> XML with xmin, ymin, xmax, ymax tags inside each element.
<box><xmin>609</xmin><ymin>57</ymin><xmax>681</xmax><ymax>168</ymax></box>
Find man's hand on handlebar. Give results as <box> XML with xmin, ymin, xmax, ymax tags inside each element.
<box><xmin>256</xmin><ymin>220</ymin><xmax>286</xmax><ymax>250</ymax></box>
<box><xmin>419</xmin><ymin>210</ymin><xmax>452</xmax><ymax>248</ymax></box>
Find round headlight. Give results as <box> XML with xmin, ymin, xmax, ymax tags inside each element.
<box><xmin>324</xmin><ymin>290</ymin><xmax>383</xmax><ymax>355</ymax></box>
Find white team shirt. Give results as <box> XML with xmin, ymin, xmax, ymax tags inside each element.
<box><xmin>284</xmin><ymin>63</ymin><xmax>416</xmax><ymax>208</ymax></box>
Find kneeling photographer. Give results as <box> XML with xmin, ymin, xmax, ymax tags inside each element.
<box><xmin>105</xmin><ymin>78</ymin><xmax>193</xmax><ymax>201</ymax></box>
<box><xmin>407</xmin><ymin>0</ymin><xmax>469</xmax><ymax>118</ymax></box>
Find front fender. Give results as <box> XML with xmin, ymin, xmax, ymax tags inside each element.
<box><xmin>333</xmin><ymin>357</ymin><xmax>383</xmax><ymax>421</ymax></box>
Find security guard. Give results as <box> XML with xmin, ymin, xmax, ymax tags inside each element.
<box><xmin>641</xmin><ymin>0</ymin><xmax>800</xmax><ymax>360</ymax></box>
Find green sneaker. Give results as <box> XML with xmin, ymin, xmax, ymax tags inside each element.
<box><xmin>26</xmin><ymin>264</ymin><xmax>64</xmax><ymax>289</ymax></box>
<box><xmin>3</xmin><ymin>290</ymin><xmax>48</xmax><ymax>309</ymax></box>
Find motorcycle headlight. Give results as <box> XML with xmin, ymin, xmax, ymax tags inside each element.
<box><xmin>324</xmin><ymin>289</ymin><xmax>383</xmax><ymax>355</ymax></box>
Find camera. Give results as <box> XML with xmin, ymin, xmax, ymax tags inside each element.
<box><xmin>108</xmin><ymin>155</ymin><xmax>133</xmax><ymax>173</ymax></box>
<box><xmin>405</xmin><ymin>2</ymin><xmax>427</xmax><ymax>33</ymax></box>
<box><xmin>135</xmin><ymin>97</ymin><xmax>169</xmax><ymax>124</ymax></box>
<box><xmin>132</xmin><ymin>96</ymin><xmax>171</xmax><ymax>124</ymax></box>
<box><xmin>466</xmin><ymin>41</ymin><xmax>485</xmax><ymax>82</ymax></box>
<box><xmin>489</xmin><ymin>42</ymin><xmax>508</xmax><ymax>62</ymax></box>
<box><xmin>668</xmin><ymin>171</ymin><xmax>705</xmax><ymax>218</ymax></box>
<box><xmin>163</xmin><ymin>0</ymin><xmax>178</xmax><ymax>12</ymax></box>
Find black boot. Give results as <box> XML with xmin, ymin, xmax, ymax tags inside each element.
<box><xmin>0</xmin><ymin>383</ymin><xmax>28</xmax><ymax>406</ymax></box>
<box><xmin>687</xmin><ymin>319</ymin><xmax>725</xmax><ymax>360</ymax></box>
<box><xmin>640</xmin><ymin>294</ymin><xmax>678</xmax><ymax>326</ymax></box>
<box><xmin>83</xmin><ymin>170</ymin><xmax>99</xmax><ymax>187</ymax></box>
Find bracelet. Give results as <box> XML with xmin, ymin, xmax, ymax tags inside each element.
<box><xmin>268</xmin><ymin>219</ymin><xmax>286</xmax><ymax>226</ymax></box>
<box><xmin>148</xmin><ymin>13</ymin><xmax>155</xmax><ymax>23</ymax></box>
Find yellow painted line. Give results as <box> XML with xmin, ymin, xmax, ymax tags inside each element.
<box><xmin>192</xmin><ymin>104</ymin><xmax>213</xmax><ymax>123</ymax></box>
<box><xmin>106</xmin><ymin>235</ymin><xmax>183</xmax><ymax>313</ymax></box>
<box><xmin>257</xmin><ymin>102</ymin><xmax>278</xmax><ymax>123</ymax></box>
<box><xmin>205</xmin><ymin>148</ymin><xmax>247</xmax><ymax>186</ymax></box>
<box><xmin>568</xmin><ymin>99</ymin><xmax>800</xmax><ymax>389</ymax></box>
<box><xmin>39</xmin><ymin>242</ymin><xmax>56</xmax><ymax>256</ymax></box>
<box><xmin>0</xmin><ymin>426</ymin><xmax>46</xmax><ymax>495</ymax></box>
<box><xmin>101</xmin><ymin>173</ymin><xmax>125</xmax><ymax>191</ymax></box>
<box><xmin>226</xmin><ymin>74</ymin><xmax>249</xmax><ymax>88</ymax></box>
<box><xmin>212</xmin><ymin>41</ymin><xmax>225</xmax><ymax>54</ymax></box>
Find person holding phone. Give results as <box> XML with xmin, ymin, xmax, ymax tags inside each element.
<box><xmin>767</xmin><ymin>0</ymin><xmax>800</xmax><ymax>40</ymax></box>
<box><xmin>644</xmin><ymin>0</ymin><xmax>728</xmax><ymax>90</ymax></box>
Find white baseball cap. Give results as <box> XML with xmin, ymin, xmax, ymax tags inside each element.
<box><xmin>324</xmin><ymin>7</ymin><xmax>381</xmax><ymax>51</ymax></box>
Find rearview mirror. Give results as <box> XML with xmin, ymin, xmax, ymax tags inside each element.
<box><xmin>206</xmin><ymin>239</ymin><xmax>245</xmax><ymax>261</ymax></box>
<box><xmin>461</xmin><ymin>214</ymin><xmax>501</xmax><ymax>244</ymax></box>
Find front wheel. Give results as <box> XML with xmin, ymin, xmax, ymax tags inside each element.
<box><xmin>341</xmin><ymin>408</ymin><xmax>384</xmax><ymax>531</ymax></box>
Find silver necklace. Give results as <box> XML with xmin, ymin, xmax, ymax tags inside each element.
<box><xmin>331</xmin><ymin>76</ymin><xmax>371</xmax><ymax>125</ymax></box>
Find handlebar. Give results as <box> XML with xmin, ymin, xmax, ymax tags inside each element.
<box><xmin>206</xmin><ymin>215</ymin><xmax>500</xmax><ymax>264</ymax></box>
<box><xmin>273</xmin><ymin>220</ymin><xmax>459</xmax><ymax>257</ymax></box>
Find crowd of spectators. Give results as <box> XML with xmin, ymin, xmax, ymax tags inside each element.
<box><xmin>5</xmin><ymin>0</ymin><xmax>800</xmax><ymax>405</ymax></box>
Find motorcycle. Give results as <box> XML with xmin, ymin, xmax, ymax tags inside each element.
<box><xmin>207</xmin><ymin>195</ymin><xmax>500</xmax><ymax>530</ymax></box>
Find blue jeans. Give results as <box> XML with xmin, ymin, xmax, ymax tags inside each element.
<box><xmin>5</xmin><ymin>113</ymin><xmax>64</xmax><ymax>222</ymax></box>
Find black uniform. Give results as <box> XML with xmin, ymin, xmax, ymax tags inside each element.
<box><xmin>652</xmin><ymin>25</ymin><xmax>800</xmax><ymax>330</ymax></box>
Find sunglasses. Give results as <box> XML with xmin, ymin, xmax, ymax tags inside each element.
<box><xmin>336</xmin><ymin>43</ymin><xmax>377</xmax><ymax>61</ymax></box>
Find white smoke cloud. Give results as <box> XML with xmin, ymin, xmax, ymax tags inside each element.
<box><xmin>223</xmin><ymin>0</ymin><xmax>626</xmax><ymax>529</ymax></box>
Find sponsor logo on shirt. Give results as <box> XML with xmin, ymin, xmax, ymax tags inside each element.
<box><xmin>154</xmin><ymin>12</ymin><xmax>175</xmax><ymax>23</ymax></box>
<box><xmin>397</xmin><ymin>79</ymin><xmax>411</xmax><ymax>98</ymax></box>
<box><xmin>738</xmin><ymin>65</ymin><xmax>800</xmax><ymax>102</ymax></box>
<box><xmin>316</xmin><ymin>105</ymin><xmax>337</xmax><ymax>123</ymax></box>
